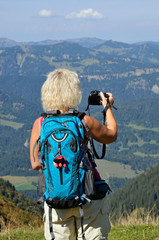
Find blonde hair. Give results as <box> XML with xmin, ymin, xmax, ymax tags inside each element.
<box><xmin>41</xmin><ymin>69</ymin><xmax>82</xmax><ymax>112</ymax></box>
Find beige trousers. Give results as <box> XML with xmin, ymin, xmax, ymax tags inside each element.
<box><xmin>43</xmin><ymin>196</ymin><xmax>111</xmax><ymax>240</ymax></box>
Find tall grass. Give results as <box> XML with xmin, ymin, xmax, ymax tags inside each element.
<box><xmin>0</xmin><ymin>226</ymin><xmax>45</xmax><ymax>240</ymax></box>
<box><xmin>110</xmin><ymin>208</ymin><xmax>159</xmax><ymax>226</ymax></box>
<box><xmin>1</xmin><ymin>209</ymin><xmax>159</xmax><ymax>240</ymax></box>
<box><xmin>109</xmin><ymin>208</ymin><xmax>159</xmax><ymax>240</ymax></box>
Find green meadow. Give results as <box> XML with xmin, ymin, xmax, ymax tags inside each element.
<box><xmin>1</xmin><ymin>224</ymin><xmax>159</xmax><ymax>240</ymax></box>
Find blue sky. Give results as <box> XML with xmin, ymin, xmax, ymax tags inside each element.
<box><xmin>0</xmin><ymin>0</ymin><xmax>159</xmax><ymax>43</ymax></box>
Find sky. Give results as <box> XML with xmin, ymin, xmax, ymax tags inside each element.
<box><xmin>0</xmin><ymin>0</ymin><xmax>159</xmax><ymax>44</ymax></box>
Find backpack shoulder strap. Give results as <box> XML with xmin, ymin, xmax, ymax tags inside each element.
<box><xmin>75</xmin><ymin>111</ymin><xmax>86</xmax><ymax>120</ymax></box>
<box><xmin>32</xmin><ymin>136</ymin><xmax>40</xmax><ymax>162</ymax></box>
<box><xmin>41</xmin><ymin>110</ymin><xmax>86</xmax><ymax>120</ymax></box>
<box><xmin>41</xmin><ymin>110</ymin><xmax>61</xmax><ymax>119</ymax></box>
<box><xmin>73</xmin><ymin>111</ymin><xmax>90</xmax><ymax>133</ymax></box>
<box><xmin>74</xmin><ymin>111</ymin><xmax>90</xmax><ymax>133</ymax></box>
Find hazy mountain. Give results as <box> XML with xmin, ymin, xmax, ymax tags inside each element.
<box><xmin>0</xmin><ymin>37</ymin><xmax>106</xmax><ymax>49</ymax></box>
<box><xmin>95</xmin><ymin>40</ymin><xmax>159</xmax><ymax>64</ymax></box>
<box><xmin>0</xmin><ymin>38</ymin><xmax>19</xmax><ymax>48</ymax></box>
<box><xmin>0</xmin><ymin>40</ymin><xmax>159</xmax><ymax>106</ymax></box>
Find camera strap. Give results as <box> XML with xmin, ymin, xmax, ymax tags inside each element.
<box><xmin>90</xmin><ymin>105</ymin><xmax>107</xmax><ymax>159</ymax></box>
<box><xmin>85</xmin><ymin>104</ymin><xmax>107</xmax><ymax>159</ymax></box>
<box><xmin>91</xmin><ymin>139</ymin><xmax>106</xmax><ymax>159</ymax></box>
<box><xmin>85</xmin><ymin>91</ymin><xmax>117</xmax><ymax>159</ymax></box>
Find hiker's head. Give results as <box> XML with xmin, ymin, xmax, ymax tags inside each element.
<box><xmin>41</xmin><ymin>69</ymin><xmax>82</xmax><ymax>112</ymax></box>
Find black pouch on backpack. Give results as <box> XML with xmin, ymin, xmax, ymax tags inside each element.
<box><xmin>89</xmin><ymin>180</ymin><xmax>111</xmax><ymax>200</ymax></box>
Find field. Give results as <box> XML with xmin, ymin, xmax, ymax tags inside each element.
<box><xmin>96</xmin><ymin>159</ymin><xmax>142</xmax><ymax>180</ymax></box>
<box><xmin>1</xmin><ymin>176</ymin><xmax>38</xmax><ymax>191</ymax></box>
<box><xmin>127</xmin><ymin>123</ymin><xmax>159</xmax><ymax>132</ymax></box>
<box><xmin>1</xmin><ymin>225</ymin><xmax>159</xmax><ymax>240</ymax></box>
<box><xmin>0</xmin><ymin>118</ymin><xmax>24</xmax><ymax>130</ymax></box>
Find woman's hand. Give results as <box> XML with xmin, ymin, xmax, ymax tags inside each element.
<box><xmin>100</xmin><ymin>92</ymin><xmax>114</xmax><ymax>108</ymax></box>
<box><xmin>84</xmin><ymin>91</ymin><xmax>117</xmax><ymax>144</ymax></box>
<box><xmin>32</xmin><ymin>161</ymin><xmax>42</xmax><ymax>171</ymax></box>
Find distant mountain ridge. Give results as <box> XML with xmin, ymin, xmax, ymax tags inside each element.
<box><xmin>1</xmin><ymin>37</ymin><xmax>159</xmax><ymax>50</ymax></box>
<box><xmin>0</xmin><ymin>37</ymin><xmax>106</xmax><ymax>49</ymax></box>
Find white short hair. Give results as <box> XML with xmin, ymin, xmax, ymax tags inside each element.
<box><xmin>41</xmin><ymin>69</ymin><xmax>82</xmax><ymax>112</ymax></box>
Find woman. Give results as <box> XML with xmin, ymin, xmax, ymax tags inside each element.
<box><xmin>30</xmin><ymin>69</ymin><xmax>117</xmax><ymax>240</ymax></box>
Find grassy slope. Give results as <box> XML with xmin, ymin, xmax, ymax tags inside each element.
<box><xmin>0</xmin><ymin>195</ymin><xmax>42</xmax><ymax>233</ymax></box>
<box><xmin>109</xmin><ymin>225</ymin><xmax>159</xmax><ymax>240</ymax></box>
<box><xmin>1</xmin><ymin>225</ymin><xmax>159</xmax><ymax>240</ymax></box>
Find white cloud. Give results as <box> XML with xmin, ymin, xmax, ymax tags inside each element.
<box><xmin>66</xmin><ymin>8</ymin><xmax>103</xmax><ymax>19</ymax></box>
<box><xmin>152</xmin><ymin>84</ymin><xmax>159</xmax><ymax>94</ymax></box>
<box><xmin>39</xmin><ymin>9</ymin><xmax>53</xmax><ymax>18</ymax></box>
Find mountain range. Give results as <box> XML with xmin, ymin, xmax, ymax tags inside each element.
<box><xmin>0</xmin><ymin>38</ymin><xmax>159</xmax><ymax>106</ymax></box>
<box><xmin>0</xmin><ymin>37</ymin><xmax>106</xmax><ymax>49</ymax></box>
<box><xmin>0</xmin><ymin>37</ymin><xmax>159</xmax><ymax>191</ymax></box>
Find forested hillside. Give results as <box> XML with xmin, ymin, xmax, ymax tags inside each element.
<box><xmin>0</xmin><ymin>90</ymin><xmax>42</xmax><ymax>176</ymax></box>
<box><xmin>107</xmin><ymin>98</ymin><xmax>159</xmax><ymax>171</ymax></box>
<box><xmin>108</xmin><ymin>163</ymin><xmax>159</xmax><ymax>223</ymax></box>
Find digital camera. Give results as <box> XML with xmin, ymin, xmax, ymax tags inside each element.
<box><xmin>87</xmin><ymin>90</ymin><xmax>109</xmax><ymax>106</ymax></box>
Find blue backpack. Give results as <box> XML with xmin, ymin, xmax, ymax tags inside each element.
<box><xmin>34</xmin><ymin>110</ymin><xmax>111</xmax><ymax>240</ymax></box>
<box><xmin>39</xmin><ymin>110</ymin><xmax>91</xmax><ymax>209</ymax></box>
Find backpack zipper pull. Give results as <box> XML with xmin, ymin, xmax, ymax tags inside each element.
<box><xmin>54</xmin><ymin>155</ymin><xmax>67</xmax><ymax>185</ymax></box>
<box><xmin>53</xmin><ymin>142</ymin><xmax>67</xmax><ymax>185</ymax></box>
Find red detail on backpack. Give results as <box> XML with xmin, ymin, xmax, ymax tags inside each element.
<box><xmin>54</xmin><ymin>155</ymin><xmax>66</xmax><ymax>168</ymax></box>
<box><xmin>40</xmin><ymin>117</ymin><xmax>44</xmax><ymax>126</ymax></box>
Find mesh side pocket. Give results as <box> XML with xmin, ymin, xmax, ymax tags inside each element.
<box><xmin>84</xmin><ymin>167</ymin><xmax>96</xmax><ymax>197</ymax></box>
<box><xmin>37</xmin><ymin>169</ymin><xmax>46</xmax><ymax>203</ymax></box>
